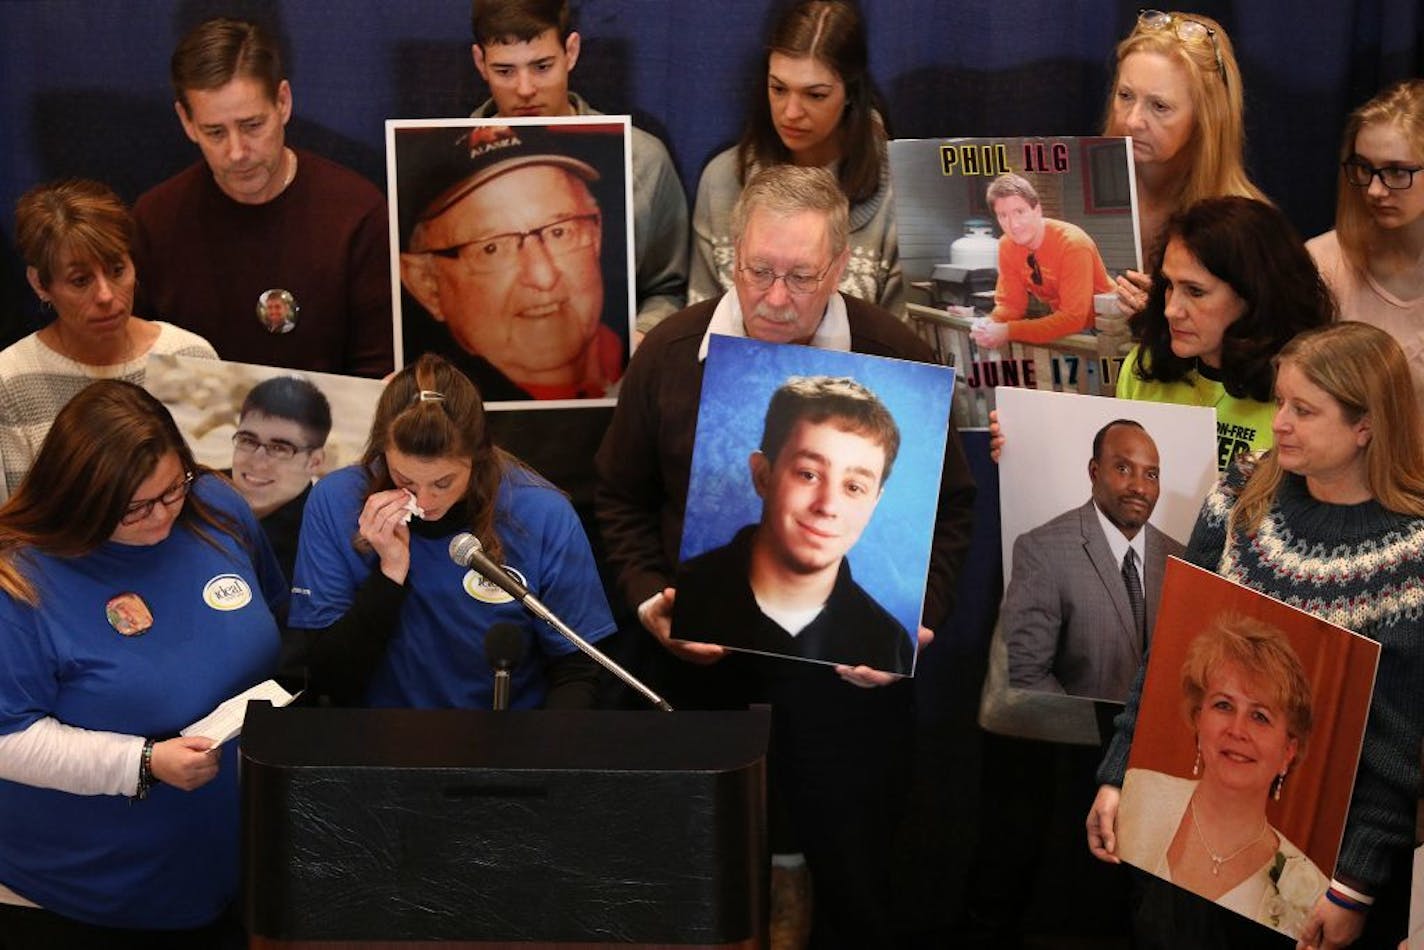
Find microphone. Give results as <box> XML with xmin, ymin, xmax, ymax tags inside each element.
<box><xmin>449</xmin><ymin>533</ymin><xmax>673</xmax><ymax>712</ymax></box>
<box><xmin>450</xmin><ymin>533</ymin><xmax>529</xmax><ymax>601</ymax></box>
<box><xmin>483</xmin><ymin>621</ymin><xmax>529</xmax><ymax>712</ymax></box>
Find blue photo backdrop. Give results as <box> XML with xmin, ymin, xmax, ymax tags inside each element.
<box><xmin>680</xmin><ymin>334</ymin><xmax>955</xmax><ymax>637</ymax></box>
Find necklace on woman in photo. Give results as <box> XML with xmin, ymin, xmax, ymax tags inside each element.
<box><xmin>1189</xmin><ymin>800</ymin><xmax>1269</xmax><ymax>876</ymax></box>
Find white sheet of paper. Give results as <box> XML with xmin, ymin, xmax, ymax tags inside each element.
<box><xmin>181</xmin><ymin>679</ymin><xmax>297</xmax><ymax>747</ymax></box>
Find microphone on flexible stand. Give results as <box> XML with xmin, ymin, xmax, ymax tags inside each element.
<box><xmin>483</xmin><ymin>621</ymin><xmax>529</xmax><ymax>712</ymax></box>
<box><xmin>449</xmin><ymin>533</ymin><xmax>674</xmax><ymax>711</ymax></box>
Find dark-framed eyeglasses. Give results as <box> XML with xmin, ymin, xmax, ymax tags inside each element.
<box><xmin>422</xmin><ymin>213</ymin><xmax>601</xmax><ymax>275</ymax></box>
<box><xmin>232</xmin><ymin>431</ymin><xmax>316</xmax><ymax>461</ymax></box>
<box><xmin>1342</xmin><ymin>158</ymin><xmax>1421</xmax><ymax>191</ymax></box>
<box><xmin>120</xmin><ymin>471</ymin><xmax>194</xmax><ymax>525</ymax></box>
<box><xmin>1027</xmin><ymin>253</ymin><xmax>1044</xmax><ymax>286</ymax></box>
<box><xmin>737</xmin><ymin>261</ymin><xmax>835</xmax><ymax>296</ymax></box>
<box><xmin>1136</xmin><ymin>9</ymin><xmax>1227</xmax><ymax>87</ymax></box>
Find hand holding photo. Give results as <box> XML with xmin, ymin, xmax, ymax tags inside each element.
<box><xmin>994</xmin><ymin>388</ymin><xmax>1216</xmax><ymax>707</ymax></box>
<box><xmin>888</xmin><ymin>136</ymin><xmax>1141</xmax><ymax>423</ymax></box>
<box><xmin>1116</xmin><ymin>560</ymin><xmax>1379</xmax><ymax>940</ymax></box>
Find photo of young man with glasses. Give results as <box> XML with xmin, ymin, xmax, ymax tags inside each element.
<box><xmin>228</xmin><ymin>375</ymin><xmax>331</xmax><ymax>580</ymax></box>
<box><xmin>395</xmin><ymin>120</ymin><xmax>632</xmax><ymax>402</ymax></box>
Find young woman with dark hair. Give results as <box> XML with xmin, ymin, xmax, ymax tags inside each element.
<box><xmin>0</xmin><ymin>381</ymin><xmax>284</xmax><ymax>948</ymax></box>
<box><xmin>687</xmin><ymin>0</ymin><xmax>903</xmax><ymax>315</ymax></box>
<box><xmin>286</xmin><ymin>353</ymin><xmax>614</xmax><ymax>710</ymax></box>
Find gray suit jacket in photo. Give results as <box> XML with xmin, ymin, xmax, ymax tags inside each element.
<box><xmin>1002</xmin><ymin>499</ymin><xmax>1184</xmax><ymax>702</ymax></box>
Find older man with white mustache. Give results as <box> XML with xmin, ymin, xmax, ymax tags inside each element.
<box><xmin>594</xmin><ymin>163</ymin><xmax>976</xmax><ymax>946</ymax></box>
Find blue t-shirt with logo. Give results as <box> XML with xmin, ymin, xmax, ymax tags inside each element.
<box><xmin>0</xmin><ymin>475</ymin><xmax>285</xmax><ymax>928</ymax></box>
<box><xmin>289</xmin><ymin>464</ymin><xmax>615</xmax><ymax>710</ymax></box>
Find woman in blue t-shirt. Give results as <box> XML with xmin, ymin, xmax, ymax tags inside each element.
<box><xmin>286</xmin><ymin>353</ymin><xmax>614</xmax><ymax>710</ymax></box>
<box><xmin>0</xmin><ymin>381</ymin><xmax>285</xmax><ymax>947</ymax></box>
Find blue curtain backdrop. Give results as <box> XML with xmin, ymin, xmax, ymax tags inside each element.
<box><xmin>1</xmin><ymin>0</ymin><xmax>1420</xmax><ymax>338</ymax></box>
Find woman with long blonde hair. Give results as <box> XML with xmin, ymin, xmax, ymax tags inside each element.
<box><xmin>1089</xmin><ymin>323</ymin><xmax>1424</xmax><ymax>946</ymax></box>
<box><xmin>1308</xmin><ymin>80</ymin><xmax>1424</xmax><ymax>409</ymax></box>
<box><xmin>1105</xmin><ymin>10</ymin><xmax>1267</xmax><ymax>315</ymax></box>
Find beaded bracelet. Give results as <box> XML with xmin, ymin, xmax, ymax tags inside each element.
<box><xmin>132</xmin><ymin>738</ymin><xmax>155</xmax><ymax>802</ymax></box>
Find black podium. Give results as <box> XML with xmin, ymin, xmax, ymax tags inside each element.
<box><xmin>241</xmin><ymin>705</ymin><xmax>768</xmax><ymax>948</ymax></box>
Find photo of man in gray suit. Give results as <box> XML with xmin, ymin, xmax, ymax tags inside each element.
<box><xmin>1003</xmin><ymin>419</ymin><xmax>1184</xmax><ymax>702</ymax></box>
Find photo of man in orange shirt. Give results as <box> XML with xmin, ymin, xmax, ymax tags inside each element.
<box><xmin>970</xmin><ymin>173</ymin><xmax>1114</xmax><ymax>348</ymax></box>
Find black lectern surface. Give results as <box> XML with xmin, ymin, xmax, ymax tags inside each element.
<box><xmin>242</xmin><ymin>706</ymin><xmax>768</xmax><ymax>948</ymax></box>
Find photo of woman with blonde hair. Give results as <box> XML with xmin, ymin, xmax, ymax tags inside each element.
<box><xmin>1091</xmin><ymin>322</ymin><xmax>1424</xmax><ymax>947</ymax></box>
<box><xmin>1117</xmin><ymin>613</ymin><xmax>1327</xmax><ymax>938</ymax></box>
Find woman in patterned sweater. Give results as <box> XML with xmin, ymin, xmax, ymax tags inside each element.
<box><xmin>1087</xmin><ymin>322</ymin><xmax>1424</xmax><ymax>949</ymax></box>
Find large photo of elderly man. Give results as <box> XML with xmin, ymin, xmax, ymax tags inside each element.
<box><xmin>388</xmin><ymin>116</ymin><xmax>634</xmax><ymax>407</ymax></box>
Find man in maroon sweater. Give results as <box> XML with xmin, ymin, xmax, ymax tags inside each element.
<box><xmin>131</xmin><ymin>17</ymin><xmax>393</xmax><ymax>378</ymax></box>
<box><xmin>596</xmin><ymin>164</ymin><xmax>975</xmax><ymax>947</ymax></box>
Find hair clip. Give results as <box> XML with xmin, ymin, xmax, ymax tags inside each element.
<box><xmin>418</xmin><ymin>390</ymin><xmax>446</xmax><ymax>402</ymax></box>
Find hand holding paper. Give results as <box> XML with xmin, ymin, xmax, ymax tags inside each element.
<box><xmin>181</xmin><ymin>679</ymin><xmax>297</xmax><ymax>748</ymax></box>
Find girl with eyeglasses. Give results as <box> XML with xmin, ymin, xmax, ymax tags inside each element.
<box><xmin>3</xmin><ymin>180</ymin><xmax>217</xmax><ymax>500</ymax></box>
<box><xmin>1308</xmin><ymin>80</ymin><xmax>1424</xmax><ymax>410</ymax></box>
<box><xmin>687</xmin><ymin>0</ymin><xmax>903</xmax><ymax>317</ymax></box>
<box><xmin>284</xmin><ymin>353</ymin><xmax>613</xmax><ymax>711</ymax></box>
<box><xmin>1106</xmin><ymin>10</ymin><xmax>1267</xmax><ymax>318</ymax></box>
<box><xmin>0</xmin><ymin>380</ymin><xmax>285</xmax><ymax>947</ymax></box>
